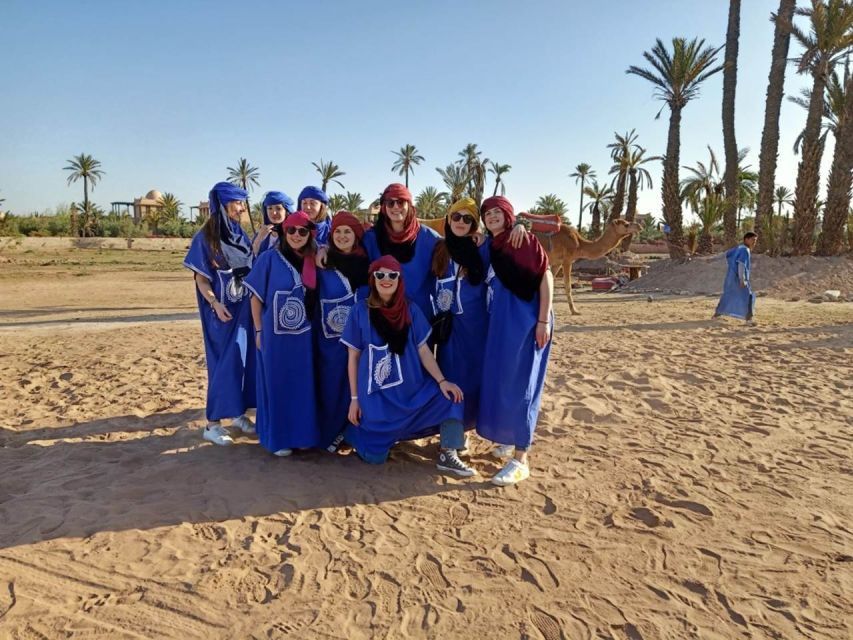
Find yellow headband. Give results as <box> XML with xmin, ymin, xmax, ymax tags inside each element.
<box><xmin>447</xmin><ymin>197</ymin><xmax>480</xmax><ymax>226</ymax></box>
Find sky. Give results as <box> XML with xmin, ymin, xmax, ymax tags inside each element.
<box><xmin>1</xmin><ymin>0</ymin><xmax>820</xmax><ymax>223</ymax></box>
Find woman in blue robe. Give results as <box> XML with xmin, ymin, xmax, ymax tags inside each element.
<box><xmin>252</xmin><ymin>191</ymin><xmax>295</xmax><ymax>255</ymax></box>
<box><xmin>244</xmin><ymin>211</ymin><xmax>320</xmax><ymax>456</ymax></box>
<box><xmin>477</xmin><ymin>196</ymin><xmax>554</xmax><ymax>487</ymax></box>
<box><xmin>714</xmin><ymin>232</ymin><xmax>757</xmax><ymax>323</ymax></box>
<box><xmin>341</xmin><ymin>256</ymin><xmax>476</xmax><ymax>476</ymax></box>
<box><xmin>430</xmin><ymin>197</ymin><xmax>490</xmax><ymax>431</ymax></box>
<box><xmin>183</xmin><ymin>182</ymin><xmax>257</xmax><ymax>446</ymax></box>
<box><xmin>315</xmin><ymin>211</ymin><xmax>371</xmax><ymax>451</ymax></box>
<box><xmin>297</xmin><ymin>186</ymin><xmax>332</xmax><ymax>246</ymax></box>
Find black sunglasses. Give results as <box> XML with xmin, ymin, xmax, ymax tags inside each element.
<box><xmin>450</xmin><ymin>212</ymin><xmax>476</xmax><ymax>225</ymax></box>
<box><xmin>286</xmin><ymin>227</ymin><xmax>310</xmax><ymax>237</ymax></box>
<box><xmin>373</xmin><ymin>271</ymin><xmax>400</xmax><ymax>281</ymax></box>
<box><xmin>384</xmin><ymin>198</ymin><xmax>407</xmax><ymax>208</ymax></box>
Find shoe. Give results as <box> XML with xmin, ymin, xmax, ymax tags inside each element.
<box><xmin>492</xmin><ymin>444</ymin><xmax>514</xmax><ymax>459</ymax></box>
<box><xmin>492</xmin><ymin>458</ymin><xmax>530</xmax><ymax>486</ymax></box>
<box><xmin>457</xmin><ymin>434</ymin><xmax>470</xmax><ymax>456</ymax></box>
<box><xmin>203</xmin><ymin>424</ymin><xmax>234</xmax><ymax>446</ymax></box>
<box><xmin>273</xmin><ymin>448</ymin><xmax>293</xmax><ymax>457</ymax></box>
<box><xmin>232</xmin><ymin>415</ymin><xmax>256</xmax><ymax>434</ymax></box>
<box><xmin>437</xmin><ymin>450</ymin><xmax>477</xmax><ymax>477</ymax></box>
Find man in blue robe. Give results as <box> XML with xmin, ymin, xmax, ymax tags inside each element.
<box><xmin>714</xmin><ymin>232</ymin><xmax>757</xmax><ymax>324</ymax></box>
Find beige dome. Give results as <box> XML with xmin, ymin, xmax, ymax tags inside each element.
<box><xmin>145</xmin><ymin>189</ymin><xmax>162</xmax><ymax>201</ymax></box>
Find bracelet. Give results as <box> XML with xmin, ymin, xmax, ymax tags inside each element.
<box><xmin>255</xmin><ymin>328</ymin><xmax>262</xmax><ymax>333</ymax></box>
<box><xmin>437</xmin><ymin>378</ymin><xmax>446</xmax><ymax>385</ymax></box>
<box><xmin>350</xmin><ymin>395</ymin><xmax>358</xmax><ymax>400</ymax></box>
<box><xmin>537</xmin><ymin>320</ymin><xmax>548</xmax><ymax>324</ymax></box>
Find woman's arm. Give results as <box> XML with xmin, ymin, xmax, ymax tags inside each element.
<box><xmin>252</xmin><ymin>226</ymin><xmax>273</xmax><ymax>255</ymax></box>
<box><xmin>418</xmin><ymin>344</ymin><xmax>463</xmax><ymax>402</ymax></box>
<box><xmin>251</xmin><ymin>296</ymin><xmax>264</xmax><ymax>349</ymax></box>
<box><xmin>347</xmin><ymin>347</ymin><xmax>362</xmax><ymax>425</ymax></box>
<box><xmin>195</xmin><ymin>273</ymin><xmax>232</xmax><ymax>322</ymax></box>
<box><xmin>535</xmin><ymin>269</ymin><xmax>554</xmax><ymax>349</ymax></box>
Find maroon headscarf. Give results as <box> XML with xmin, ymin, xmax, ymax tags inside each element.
<box><xmin>330</xmin><ymin>211</ymin><xmax>366</xmax><ymax>256</ymax></box>
<box><xmin>282</xmin><ymin>211</ymin><xmax>317</xmax><ymax>289</ymax></box>
<box><xmin>368</xmin><ymin>255</ymin><xmax>411</xmax><ymax>354</ymax></box>
<box><xmin>327</xmin><ymin>211</ymin><xmax>370</xmax><ymax>291</ymax></box>
<box><xmin>481</xmin><ymin>196</ymin><xmax>549</xmax><ymax>301</ymax></box>
<box><xmin>375</xmin><ymin>183</ymin><xmax>421</xmax><ymax>262</ymax></box>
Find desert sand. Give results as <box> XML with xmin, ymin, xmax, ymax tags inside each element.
<box><xmin>0</xmin><ymin>248</ymin><xmax>851</xmax><ymax>639</ymax></box>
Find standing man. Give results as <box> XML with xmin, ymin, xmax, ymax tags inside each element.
<box><xmin>714</xmin><ymin>232</ymin><xmax>757</xmax><ymax>324</ymax></box>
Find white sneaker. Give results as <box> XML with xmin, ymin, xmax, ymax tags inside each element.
<box><xmin>492</xmin><ymin>444</ymin><xmax>514</xmax><ymax>459</ymax></box>
<box><xmin>203</xmin><ymin>424</ymin><xmax>234</xmax><ymax>446</ymax></box>
<box><xmin>492</xmin><ymin>458</ymin><xmax>530</xmax><ymax>486</ymax></box>
<box><xmin>232</xmin><ymin>415</ymin><xmax>256</xmax><ymax>434</ymax></box>
<box><xmin>273</xmin><ymin>448</ymin><xmax>293</xmax><ymax>457</ymax></box>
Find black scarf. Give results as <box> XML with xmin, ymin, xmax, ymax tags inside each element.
<box><xmin>375</xmin><ymin>215</ymin><xmax>416</xmax><ymax>263</ymax></box>
<box><xmin>444</xmin><ymin>220</ymin><xmax>484</xmax><ymax>285</ymax></box>
<box><xmin>369</xmin><ymin>306</ymin><xmax>409</xmax><ymax>355</ymax></box>
<box><xmin>326</xmin><ymin>248</ymin><xmax>370</xmax><ymax>292</ymax></box>
<box><xmin>279</xmin><ymin>240</ymin><xmax>317</xmax><ymax>314</ymax></box>
<box><xmin>490</xmin><ymin>246</ymin><xmax>542</xmax><ymax>302</ymax></box>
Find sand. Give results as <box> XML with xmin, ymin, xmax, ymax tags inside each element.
<box><xmin>1</xmin><ymin>248</ymin><xmax>852</xmax><ymax>639</ymax></box>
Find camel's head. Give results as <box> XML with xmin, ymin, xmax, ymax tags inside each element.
<box><xmin>609</xmin><ymin>218</ymin><xmax>642</xmax><ymax>238</ymax></box>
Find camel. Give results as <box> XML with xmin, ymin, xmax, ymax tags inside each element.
<box><xmin>533</xmin><ymin>218</ymin><xmax>641</xmax><ymax>315</ymax></box>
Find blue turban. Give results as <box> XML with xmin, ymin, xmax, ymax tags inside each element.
<box><xmin>262</xmin><ymin>191</ymin><xmax>295</xmax><ymax>225</ymax></box>
<box><xmin>298</xmin><ymin>186</ymin><xmax>329</xmax><ymax>207</ymax></box>
<box><xmin>209</xmin><ymin>181</ymin><xmax>252</xmax><ymax>276</ymax></box>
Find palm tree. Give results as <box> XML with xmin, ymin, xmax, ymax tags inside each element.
<box><xmin>621</xmin><ymin>147</ymin><xmax>660</xmax><ymax>250</ymax></box>
<box><xmin>489</xmin><ymin>161</ymin><xmax>512</xmax><ymax>196</ymax></box>
<box><xmin>391</xmin><ymin>145</ymin><xmax>424</xmax><ymax>188</ymax></box>
<box><xmin>790</xmin><ymin>67</ymin><xmax>850</xmax><ymax>151</ymax></box>
<box><xmin>817</xmin><ymin>68</ymin><xmax>853</xmax><ymax>255</ymax></box>
<box><xmin>607</xmin><ymin>130</ymin><xmax>639</xmax><ymax>221</ymax></box>
<box><xmin>312</xmin><ymin>159</ymin><xmax>346</xmax><ymax>192</ymax></box>
<box><xmin>721</xmin><ymin>0</ymin><xmax>742</xmax><ymax>247</ymax></box>
<box><xmin>227</xmin><ymin>157</ymin><xmax>260</xmax><ymax>232</ymax></box>
<box><xmin>64</xmin><ymin>153</ymin><xmax>105</xmax><ymax>217</ymax></box>
<box><xmin>583</xmin><ymin>180</ymin><xmax>615</xmax><ymax>237</ymax></box>
<box><xmin>680</xmin><ymin>146</ymin><xmax>722</xmax><ymax>204</ymax></box>
<box><xmin>570</xmin><ymin>163</ymin><xmax>596</xmax><ymax>229</ymax></box>
<box><xmin>436</xmin><ymin>164</ymin><xmax>468</xmax><ymax>203</ymax></box>
<box><xmin>627</xmin><ymin>37</ymin><xmax>724</xmax><ymax>258</ymax></box>
<box><xmin>531</xmin><ymin>194</ymin><xmax>569</xmax><ymax>218</ymax></box>
<box><xmin>774</xmin><ymin>185</ymin><xmax>794</xmax><ymax>219</ymax></box>
<box><xmin>756</xmin><ymin>0</ymin><xmax>798</xmax><ymax>248</ymax></box>
<box><xmin>696</xmin><ymin>192</ymin><xmax>725</xmax><ymax>254</ymax></box>
<box><xmin>328</xmin><ymin>194</ymin><xmax>347</xmax><ymax>214</ymax></box>
<box><xmin>343</xmin><ymin>191</ymin><xmax>364</xmax><ymax>213</ymax></box>
<box><xmin>790</xmin><ymin>0</ymin><xmax>853</xmax><ymax>254</ymax></box>
<box><xmin>457</xmin><ymin>143</ymin><xmax>489</xmax><ymax>206</ymax></box>
<box><xmin>415</xmin><ymin>186</ymin><xmax>448</xmax><ymax>219</ymax></box>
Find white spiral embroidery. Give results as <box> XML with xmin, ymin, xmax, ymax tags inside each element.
<box><xmin>436</xmin><ymin>288</ymin><xmax>454</xmax><ymax>312</ymax></box>
<box><xmin>225</xmin><ymin>278</ymin><xmax>246</xmax><ymax>303</ymax></box>
<box><xmin>278</xmin><ymin>298</ymin><xmax>306</xmax><ymax>330</ymax></box>
<box><xmin>326</xmin><ymin>305</ymin><xmax>350</xmax><ymax>335</ymax></box>
<box><xmin>374</xmin><ymin>353</ymin><xmax>392</xmax><ymax>387</ymax></box>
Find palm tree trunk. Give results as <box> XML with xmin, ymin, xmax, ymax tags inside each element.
<box><xmin>620</xmin><ymin>170</ymin><xmax>639</xmax><ymax>251</ymax></box>
<box><xmin>609</xmin><ymin>171</ymin><xmax>627</xmax><ymax>222</ymax></box>
<box><xmin>755</xmin><ymin>0</ymin><xmax>796</xmax><ymax>251</ymax></box>
<box><xmin>663</xmin><ymin>106</ymin><xmax>686</xmax><ymax>259</ymax></box>
<box><xmin>816</xmin><ymin>73</ymin><xmax>853</xmax><ymax>255</ymax></box>
<box><xmin>82</xmin><ymin>177</ymin><xmax>90</xmax><ymax>237</ymax></box>
<box><xmin>577</xmin><ymin>176</ymin><xmax>586</xmax><ymax>229</ymax></box>
<box><xmin>240</xmin><ymin>179</ymin><xmax>257</xmax><ymax>234</ymax></box>
<box><xmin>698</xmin><ymin>229</ymin><xmax>714</xmax><ymax>254</ymax></box>
<box><xmin>591</xmin><ymin>203</ymin><xmax>601</xmax><ymax>237</ymax></box>
<box><xmin>405</xmin><ymin>166</ymin><xmax>409</xmax><ymax>189</ymax></box>
<box><xmin>722</xmin><ymin>0</ymin><xmax>741</xmax><ymax>248</ymax></box>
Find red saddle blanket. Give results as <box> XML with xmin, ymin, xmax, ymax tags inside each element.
<box><xmin>518</xmin><ymin>212</ymin><xmax>562</xmax><ymax>234</ymax></box>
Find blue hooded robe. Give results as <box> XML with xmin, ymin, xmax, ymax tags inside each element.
<box><xmin>715</xmin><ymin>244</ymin><xmax>755</xmax><ymax>320</ymax></box>
<box><xmin>254</xmin><ymin>191</ymin><xmax>296</xmax><ymax>254</ymax></box>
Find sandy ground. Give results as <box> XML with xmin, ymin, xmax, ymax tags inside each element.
<box><xmin>1</xmin><ymin>249</ymin><xmax>851</xmax><ymax>639</ymax></box>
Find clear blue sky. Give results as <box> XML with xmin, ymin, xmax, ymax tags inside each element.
<box><xmin>1</xmin><ymin>0</ymin><xmax>817</xmax><ymax>222</ymax></box>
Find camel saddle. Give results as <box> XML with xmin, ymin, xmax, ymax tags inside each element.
<box><xmin>518</xmin><ymin>212</ymin><xmax>562</xmax><ymax>234</ymax></box>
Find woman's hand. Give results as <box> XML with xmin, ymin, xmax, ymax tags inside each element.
<box><xmin>509</xmin><ymin>223</ymin><xmax>529</xmax><ymax>249</ymax></box>
<box><xmin>472</xmin><ymin>231</ymin><xmax>485</xmax><ymax>247</ymax></box>
<box><xmin>535</xmin><ymin>320</ymin><xmax>551</xmax><ymax>349</ymax></box>
<box><xmin>315</xmin><ymin>246</ymin><xmax>329</xmax><ymax>268</ymax></box>
<box><xmin>348</xmin><ymin>398</ymin><xmax>361</xmax><ymax>426</ymax></box>
<box><xmin>254</xmin><ymin>331</ymin><xmax>261</xmax><ymax>350</ymax></box>
<box><xmin>439</xmin><ymin>380</ymin><xmax>464</xmax><ymax>403</ymax></box>
<box><xmin>212</xmin><ymin>301</ymin><xmax>233</xmax><ymax>322</ymax></box>
<box><xmin>258</xmin><ymin>224</ymin><xmax>273</xmax><ymax>240</ymax></box>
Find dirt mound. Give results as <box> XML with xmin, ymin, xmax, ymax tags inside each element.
<box><xmin>620</xmin><ymin>253</ymin><xmax>853</xmax><ymax>300</ymax></box>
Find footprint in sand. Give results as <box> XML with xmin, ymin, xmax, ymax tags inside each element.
<box><xmin>265</xmin><ymin>610</ymin><xmax>319</xmax><ymax>638</ymax></box>
<box><xmin>415</xmin><ymin>553</ymin><xmax>449</xmax><ymax>589</ymax></box>
<box><xmin>528</xmin><ymin>607</ymin><xmax>566</xmax><ymax>640</ymax></box>
<box><xmin>448</xmin><ymin>502</ymin><xmax>470</xmax><ymax>527</ymax></box>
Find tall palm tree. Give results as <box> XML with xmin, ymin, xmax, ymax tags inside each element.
<box><xmin>790</xmin><ymin>67</ymin><xmax>850</xmax><ymax>151</ymax></box>
<box><xmin>312</xmin><ymin>159</ymin><xmax>346</xmax><ymax>192</ymax></box>
<box><xmin>583</xmin><ymin>180</ymin><xmax>615</xmax><ymax>237</ymax></box>
<box><xmin>391</xmin><ymin>145</ymin><xmax>424</xmax><ymax>188</ymax></box>
<box><xmin>328</xmin><ymin>194</ymin><xmax>347</xmax><ymax>214</ymax></box>
<box><xmin>457</xmin><ymin>143</ymin><xmax>489</xmax><ymax>206</ymax></box>
<box><xmin>415</xmin><ymin>186</ymin><xmax>449</xmax><ymax>219</ymax></box>
<box><xmin>226</xmin><ymin>157</ymin><xmax>260</xmax><ymax>232</ymax></box>
<box><xmin>696</xmin><ymin>192</ymin><xmax>725</xmax><ymax>254</ymax></box>
<box><xmin>722</xmin><ymin>0</ymin><xmax>742</xmax><ymax>247</ymax></box>
<box><xmin>343</xmin><ymin>191</ymin><xmax>364</xmax><ymax>213</ymax></box>
<box><xmin>817</xmin><ymin>68</ymin><xmax>853</xmax><ymax>255</ymax></box>
<box><xmin>436</xmin><ymin>164</ymin><xmax>468</xmax><ymax>203</ymax></box>
<box><xmin>774</xmin><ymin>185</ymin><xmax>795</xmax><ymax>219</ymax></box>
<box><xmin>570</xmin><ymin>163</ymin><xmax>596</xmax><ymax>229</ymax></box>
<box><xmin>607</xmin><ymin>129</ymin><xmax>639</xmax><ymax>222</ymax></box>
<box><xmin>756</xmin><ymin>0</ymin><xmax>798</xmax><ymax>248</ymax></box>
<box><xmin>489</xmin><ymin>161</ymin><xmax>512</xmax><ymax>196</ymax></box>
<box><xmin>621</xmin><ymin>147</ymin><xmax>660</xmax><ymax>250</ymax></box>
<box><xmin>680</xmin><ymin>145</ymin><xmax>722</xmax><ymax>204</ymax></box>
<box><xmin>790</xmin><ymin>0</ymin><xmax>853</xmax><ymax>254</ymax></box>
<box><xmin>64</xmin><ymin>153</ymin><xmax>105</xmax><ymax>216</ymax></box>
<box><xmin>627</xmin><ymin>37</ymin><xmax>724</xmax><ymax>258</ymax></box>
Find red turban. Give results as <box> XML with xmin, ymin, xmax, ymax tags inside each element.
<box><xmin>368</xmin><ymin>255</ymin><xmax>410</xmax><ymax>331</ymax></box>
<box><xmin>282</xmin><ymin>211</ymin><xmax>316</xmax><ymax>289</ymax></box>
<box><xmin>380</xmin><ymin>183</ymin><xmax>420</xmax><ymax>245</ymax></box>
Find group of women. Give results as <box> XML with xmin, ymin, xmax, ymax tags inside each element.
<box><xmin>183</xmin><ymin>181</ymin><xmax>553</xmax><ymax>486</ymax></box>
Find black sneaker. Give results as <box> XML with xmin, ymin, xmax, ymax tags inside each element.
<box><xmin>437</xmin><ymin>450</ymin><xmax>477</xmax><ymax>477</ymax></box>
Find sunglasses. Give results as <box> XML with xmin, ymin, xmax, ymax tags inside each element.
<box><xmin>373</xmin><ymin>271</ymin><xmax>400</xmax><ymax>281</ymax></box>
<box><xmin>450</xmin><ymin>212</ymin><xmax>476</xmax><ymax>225</ymax></box>
<box><xmin>384</xmin><ymin>198</ymin><xmax>407</xmax><ymax>208</ymax></box>
<box><xmin>286</xmin><ymin>227</ymin><xmax>310</xmax><ymax>237</ymax></box>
